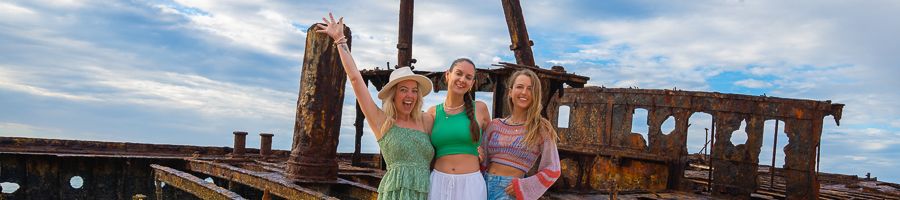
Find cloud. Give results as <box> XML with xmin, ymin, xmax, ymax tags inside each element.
<box><xmin>734</xmin><ymin>79</ymin><xmax>773</xmax><ymax>89</ymax></box>
<box><xmin>152</xmin><ymin>2</ymin><xmax>304</xmax><ymax>58</ymax></box>
<box><xmin>0</xmin><ymin>1</ymin><xmax>35</xmax><ymax>16</ymax></box>
<box><xmin>0</xmin><ymin>122</ymin><xmax>67</xmax><ymax>139</ymax></box>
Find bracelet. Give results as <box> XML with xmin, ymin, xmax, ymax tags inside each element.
<box><xmin>333</xmin><ymin>36</ymin><xmax>347</xmax><ymax>45</ymax></box>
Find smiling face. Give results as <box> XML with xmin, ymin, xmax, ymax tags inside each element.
<box><xmin>392</xmin><ymin>80</ymin><xmax>420</xmax><ymax>117</ymax></box>
<box><xmin>445</xmin><ymin>61</ymin><xmax>476</xmax><ymax>96</ymax></box>
<box><xmin>508</xmin><ymin>74</ymin><xmax>534</xmax><ymax>111</ymax></box>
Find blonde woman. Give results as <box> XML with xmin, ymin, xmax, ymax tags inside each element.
<box><xmin>426</xmin><ymin>58</ymin><xmax>492</xmax><ymax>199</ymax></box>
<box><xmin>480</xmin><ymin>69</ymin><xmax>561</xmax><ymax>200</ymax></box>
<box><xmin>317</xmin><ymin>13</ymin><xmax>434</xmax><ymax>199</ymax></box>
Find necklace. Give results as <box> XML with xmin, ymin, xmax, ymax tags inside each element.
<box><xmin>444</xmin><ymin>102</ymin><xmax>464</xmax><ymax>111</ymax></box>
<box><xmin>504</xmin><ymin>117</ymin><xmax>525</xmax><ymax>126</ymax></box>
<box><xmin>443</xmin><ymin>103</ymin><xmax>465</xmax><ymax>119</ymax></box>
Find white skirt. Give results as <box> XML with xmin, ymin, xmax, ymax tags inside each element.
<box><xmin>428</xmin><ymin>170</ymin><xmax>486</xmax><ymax>200</ymax></box>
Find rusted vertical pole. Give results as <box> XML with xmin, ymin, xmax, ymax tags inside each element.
<box><xmin>770</xmin><ymin>120</ymin><xmax>779</xmax><ymax>188</ymax></box>
<box><xmin>703</xmin><ymin>128</ymin><xmax>709</xmax><ymax>157</ymax></box>
<box><xmin>492</xmin><ymin>73</ymin><xmax>509</xmax><ymax>118</ymax></box>
<box><xmin>352</xmin><ymin>99</ymin><xmax>366</xmax><ymax>166</ymax></box>
<box><xmin>285</xmin><ymin>23</ymin><xmax>351</xmax><ymax>182</ymax></box>
<box><xmin>260</xmin><ymin>133</ymin><xmax>274</xmax><ymax>158</ymax></box>
<box><xmin>708</xmin><ymin>116</ymin><xmax>715</xmax><ymax>191</ymax></box>
<box><xmin>232</xmin><ymin>131</ymin><xmax>248</xmax><ymax>158</ymax></box>
<box><xmin>816</xmin><ymin>141</ymin><xmax>821</xmax><ymax>174</ymax></box>
<box><xmin>501</xmin><ymin>0</ymin><xmax>536</xmax><ymax>67</ymax></box>
<box><xmin>397</xmin><ymin>0</ymin><xmax>414</xmax><ymax>69</ymax></box>
<box><xmin>262</xmin><ymin>190</ymin><xmax>272</xmax><ymax>200</ymax></box>
<box><xmin>154</xmin><ymin>180</ymin><xmax>162</xmax><ymax>200</ymax></box>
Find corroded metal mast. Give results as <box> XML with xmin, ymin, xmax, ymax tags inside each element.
<box><xmin>285</xmin><ymin>23</ymin><xmax>351</xmax><ymax>182</ymax></box>
<box><xmin>397</xmin><ymin>0</ymin><xmax>414</xmax><ymax>69</ymax></box>
<box><xmin>501</xmin><ymin>0</ymin><xmax>536</xmax><ymax>67</ymax></box>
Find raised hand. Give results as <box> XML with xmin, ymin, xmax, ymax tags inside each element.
<box><xmin>315</xmin><ymin>12</ymin><xmax>345</xmax><ymax>41</ymax></box>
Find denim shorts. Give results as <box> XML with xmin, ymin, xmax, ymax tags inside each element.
<box><xmin>484</xmin><ymin>172</ymin><xmax>516</xmax><ymax>200</ymax></box>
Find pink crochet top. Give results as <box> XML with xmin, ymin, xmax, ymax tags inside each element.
<box><xmin>481</xmin><ymin>118</ymin><xmax>561</xmax><ymax>200</ymax></box>
<box><xmin>483</xmin><ymin>119</ymin><xmax>540</xmax><ymax>172</ymax></box>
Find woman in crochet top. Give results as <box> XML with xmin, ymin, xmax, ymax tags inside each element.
<box><xmin>481</xmin><ymin>69</ymin><xmax>561</xmax><ymax>200</ymax></box>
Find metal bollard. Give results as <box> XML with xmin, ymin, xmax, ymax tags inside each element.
<box><xmin>232</xmin><ymin>131</ymin><xmax>248</xmax><ymax>158</ymax></box>
<box><xmin>260</xmin><ymin>133</ymin><xmax>274</xmax><ymax>158</ymax></box>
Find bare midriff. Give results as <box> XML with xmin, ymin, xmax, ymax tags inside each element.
<box><xmin>433</xmin><ymin>154</ymin><xmax>480</xmax><ymax>174</ymax></box>
<box><xmin>487</xmin><ymin>163</ymin><xmax>526</xmax><ymax>177</ymax></box>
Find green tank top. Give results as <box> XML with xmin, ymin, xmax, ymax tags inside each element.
<box><xmin>431</xmin><ymin>103</ymin><xmax>481</xmax><ymax>158</ymax></box>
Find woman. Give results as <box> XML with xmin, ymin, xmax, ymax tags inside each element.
<box><xmin>316</xmin><ymin>13</ymin><xmax>434</xmax><ymax>199</ymax></box>
<box><xmin>427</xmin><ymin>58</ymin><xmax>492</xmax><ymax>199</ymax></box>
<box><xmin>480</xmin><ymin>69</ymin><xmax>561</xmax><ymax>200</ymax></box>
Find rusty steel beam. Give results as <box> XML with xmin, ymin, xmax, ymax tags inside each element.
<box><xmin>286</xmin><ymin>23</ymin><xmax>351</xmax><ymax>182</ymax></box>
<box><xmin>397</xmin><ymin>0</ymin><xmax>414</xmax><ymax>68</ymax></box>
<box><xmin>500</xmin><ymin>0</ymin><xmax>536</xmax><ymax>67</ymax></box>
<box><xmin>151</xmin><ymin>164</ymin><xmax>247</xmax><ymax>200</ymax></box>
<box><xmin>555</xmin><ymin>88</ymin><xmax>842</xmax><ymax>119</ymax></box>
<box><xmin>0</xmin><ymin>136</ymin><xmax>290</xmax><ymax>159</ymax></box>
<box><xmin>187</xmin><ymin>159</ymin><xmax>341</xmax><ymax>200</ymax></box>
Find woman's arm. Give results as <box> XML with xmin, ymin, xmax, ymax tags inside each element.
<box><xmin>475</xmin><ymin>101</ymin><xmax>491</xmax><ymax>131</ymax></box>
<box><xmin>506</xmin><ymin>131</ymin><xmax>561</xmax><ymax>200</ymax></box>
<box><xmin>422</xmin><ymin>111</ymin><xmax>435</xmax><ymax>134</ymax></box>
<box><xmin>316</xmin><ymin>13</ymin><xmax>386</xmax><ymax>137</ymax></box>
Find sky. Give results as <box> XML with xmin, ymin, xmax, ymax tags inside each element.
<box><xmin>1</xmin><ymin>0</ymin><xmax>898</xmax><ymax>183</ymax></box>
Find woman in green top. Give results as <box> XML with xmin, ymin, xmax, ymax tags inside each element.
<box><xmin>317</xmin><ymin>13</ymin><xmax>434</xmax><ymax>199</ymax></box>
<box><xmin>427</xmin><ymin>58</ymin><xmax>492</xmax><ymax>199</ymax></box>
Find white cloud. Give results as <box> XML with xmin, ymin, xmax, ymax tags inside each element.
<box><xmin>152</xmin><ymin>3</ymin><xmax>305</xmax><ymax>58</ymax></box>
<box><xmin>0</xmin><ymin>2</ymin><xmax>35</xmax><ymax>15</ymax></box>
<box><xmin>734</xmin><ymin>79</ymin><xmax>773</xmax><ymax>88</ymax></box>
<box><xmin>0</xmin><ymin>64</ymin><xmax>294</xmax><ymax>120</ymax></box>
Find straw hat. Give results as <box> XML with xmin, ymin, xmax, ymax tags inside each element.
<box><xmin>377</xmin><ymin>67</ymin><xmax>433</xmax><ymax>100</ymax></box>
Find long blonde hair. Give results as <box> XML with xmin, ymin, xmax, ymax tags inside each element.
<box><xmin>380</xmin><ymin>86</ymin><xmax>425</xmax><ymax>134</ymax></box>
<box><xmin>505</xmin><ymin>69</ymin><xmax>559</xmax><ymax>147</ymax></box>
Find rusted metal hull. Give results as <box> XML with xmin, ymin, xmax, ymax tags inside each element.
<box><xmin>547</xmin><ymin>87</ymin><xmax>843</xmax><ymax>199</ymax></box>
<box><xmin>4</xmin><ymin>136</ymin><xmax>900</xmax><ymax>199</ymax></box>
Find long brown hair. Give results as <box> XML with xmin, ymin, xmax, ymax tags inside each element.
<box><xmin>449</xmin><ymin>58</ymin><xmax>480</xmax><ymax>142</ymax></box>
<box><xmin>506</xmin><ymin>69</ymin><xmax>559</xmax><ymax>146</ymax></box>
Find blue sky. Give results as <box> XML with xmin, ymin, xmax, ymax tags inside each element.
<box><xmin>1</xmin><ymin>0</ymin><xmax>899</xmax><ymax>183</ymax></box>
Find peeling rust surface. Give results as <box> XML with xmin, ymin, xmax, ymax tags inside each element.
<box><xmin>285</xmin><ymin>24</ymin><xmax>352</xmax><ymax>182</ymax></box>
<box><xmin>187</xmin><ymin>159</ymin><xmax>339</xmax><ymax>200</ymax></box>
<box><xmin>548</xmin><ymin>87</ymin><xmax>843</xmax><ymax>199</ymax></box>
<box><xmin>152</xmin><ymin>164</ymin><xmax>247</xmax><ymax>200</ymax></box>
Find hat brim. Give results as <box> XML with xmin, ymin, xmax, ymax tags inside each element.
<box><xmin>377</xmin><ymin>74</ymin><xmax>433</xmax><ymax>100</ymax></box>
